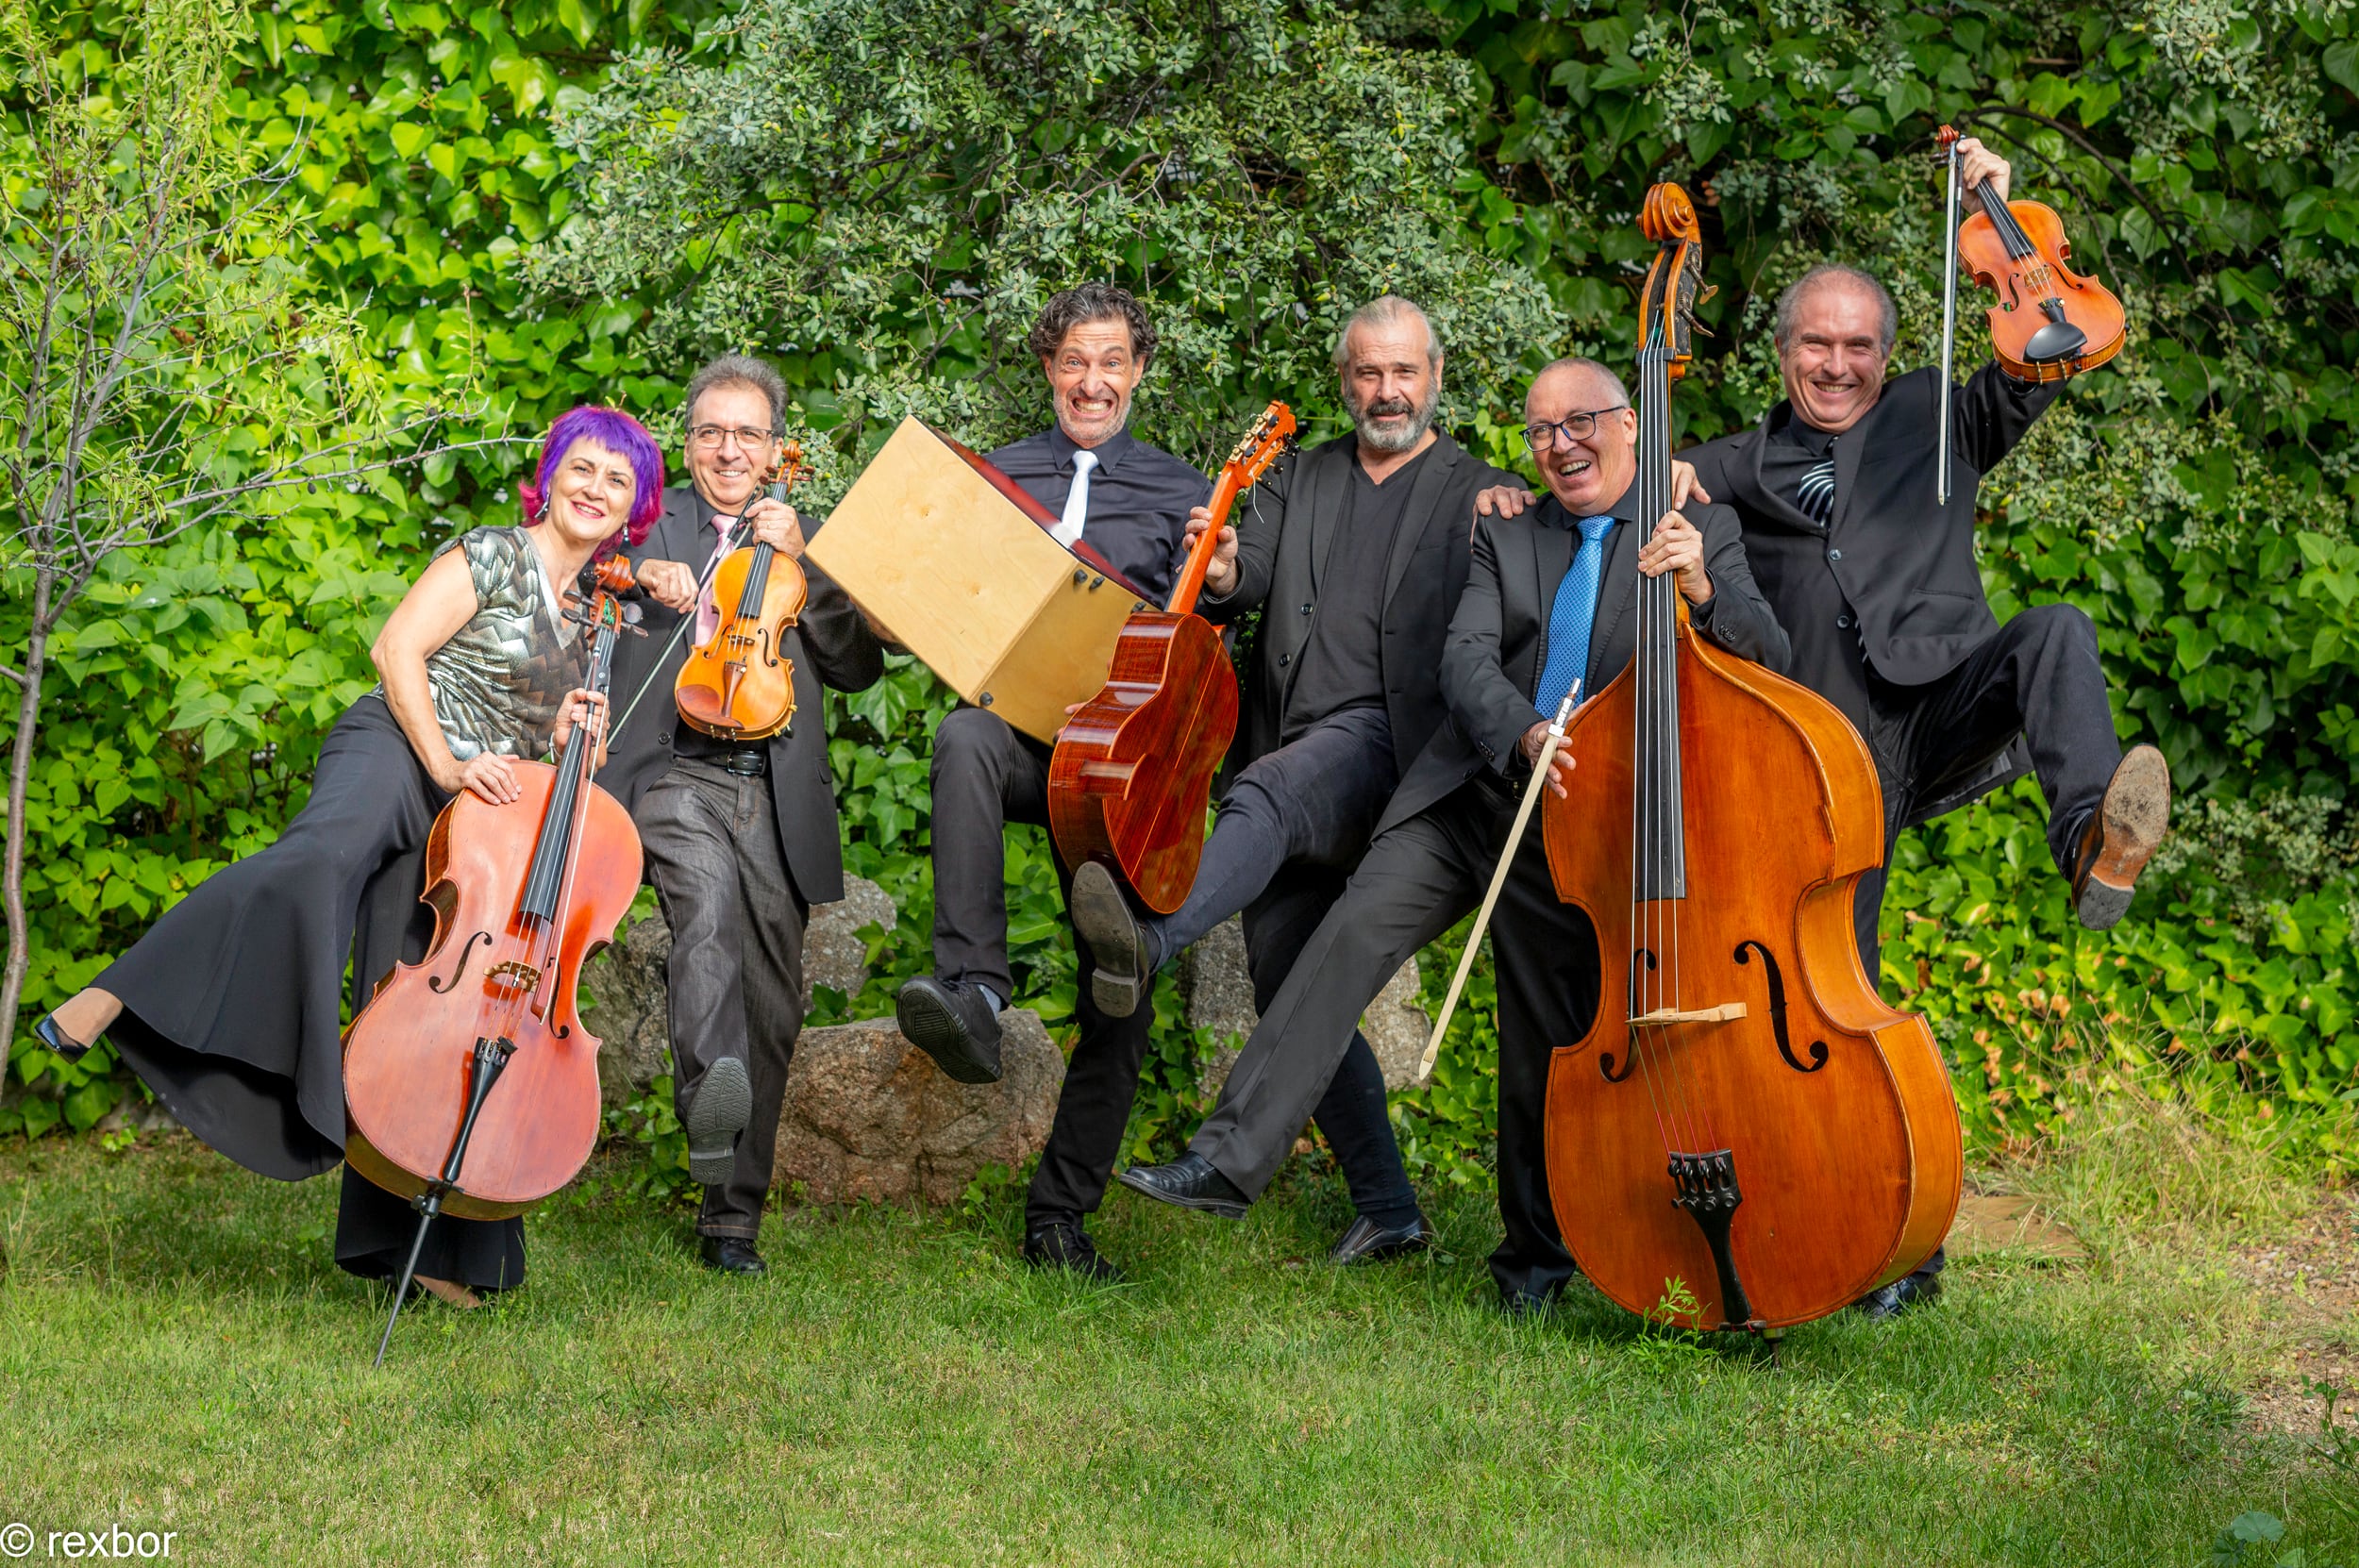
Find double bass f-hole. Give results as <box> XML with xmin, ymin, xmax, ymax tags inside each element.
<box><xmin>1734</xmin><ymin>939</ymin><xmax>1829</xmax><ymax>1075</ymax></box>
<box><xmin>1601</xmin><ymin>948</ymin><xmax>1657</xmax><ymax>1083</ymax></box>
<box><xmin>427</xmin><ymin>929</ymin><xmax>494</xmax><ymax>994</ymax></box>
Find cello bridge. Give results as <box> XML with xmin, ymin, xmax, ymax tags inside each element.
<box><xmin>485</xmin><ymin>959</ymin><xmax>542</xmax><ymax>997</ymax></box>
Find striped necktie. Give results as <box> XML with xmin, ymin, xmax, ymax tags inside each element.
<box><xmin>1535</xmin><ymin>514</ymin><xmax>1616</xmax><ymax>716</ymax></box>
<box><xmin>1797</xmin><ymin>457</ymin><xmax>1835</xmax><ymax>526</ymax></box>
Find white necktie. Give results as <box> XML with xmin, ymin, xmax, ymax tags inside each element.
<box><xmin>1053</xmin><ymin>449</ymin><xmax>1097</xmax><ymax>548</ymax></box>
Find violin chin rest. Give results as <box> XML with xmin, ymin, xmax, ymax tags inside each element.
<box><xmin>2024</xmin><ymin>319</ymin><xmax>2087</xmax><ymax>364</ymax></box>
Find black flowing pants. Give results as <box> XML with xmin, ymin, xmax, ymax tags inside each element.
<box><xmin>102</xmin><ymin>695</ymin><xmax>524</xmax><ymax>1289</ymax></box>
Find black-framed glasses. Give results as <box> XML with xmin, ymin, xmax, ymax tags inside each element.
<box><xmin>1523</xmin><ymin>406</ymin><xmax>1629</xmax><ymax>451</ymax></box>
<box><xmin>688</xmin><ymin>424</ymin><xmax>777</xmax><ymax>451</ymax></box>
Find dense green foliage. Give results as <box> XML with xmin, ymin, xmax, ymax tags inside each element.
<box><xmin>2</xmin><ymin>0</ymin><xmax>2353</xmax><ymax>1181</ymax></box>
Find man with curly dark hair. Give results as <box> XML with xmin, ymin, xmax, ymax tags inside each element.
<box><xmin>895</xmin><ymin>284</ymin><xmax>1208</xmax><ymax>1284</ymax></box>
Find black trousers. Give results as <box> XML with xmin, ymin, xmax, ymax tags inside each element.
<box><xmin>639</xmin><ymin>757</ymin><xmax>810</xmax><ymax>1241</ymax></box>
<box><xmin>1189</xmin><ymin>776</ymin><xmax>1592</xmax><ymax>1303</ymax></box>
<box><xmin>1148</xmin><ymin>707</ymin><xmax>1416</xmax><ymax>1224</ymax></box>
<box><xmin>99</xmin><ymin>695</ymin><xmax>523</xmax><ymax>1289</ymax></box>
<box><xmin>929</xmin><ymin>708</ymin><xmax>1407</xmax><ymax>1228</ymax></box>
<box><xmin>1852</xmin><ymin>603</ymin><xmax>2122</xmax><ymax>978</ymax></box>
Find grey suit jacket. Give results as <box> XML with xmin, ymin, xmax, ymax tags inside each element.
<box><xmin>601</xmin><ymin>485</ymin><xmax>884</xmax><ymax>905</ymax></box>
<box><xmin>1378</xmin><ymin>486</ymin><xmax>1790</xmax><ymax>835</ymax></box>
<box><xmin>1197</xmin><ymin>430</ymin><xmax>1514</xmax><ymax>784</ymax></box>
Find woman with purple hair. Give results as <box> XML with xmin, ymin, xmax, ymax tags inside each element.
<box><xmin>35</xmin><ymin>405</ymin><xmax>665</xmax><ymax>1307</ymax></box>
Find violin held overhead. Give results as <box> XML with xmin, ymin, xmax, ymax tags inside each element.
<box><xmin>1538</xmin><ymin>182</ymin><xmax>1962</xmax><ymax>1334</ymax></box>
<box><xmin>673</xmin><ymin>441</ymin><xmax>814</xmax><ymax>742</ymax></box>
<box><xmin>342</xmin><ymin>569</ymin><xmax>644</xmax><ymax>1363</ymax></box>
<box><xmin>1047</xmin><ymin>403</ymin><xmax>1297</xmax><ymax>914</ymax></box>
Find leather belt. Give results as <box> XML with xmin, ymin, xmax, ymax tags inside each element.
<box><xmin>718</xmin><ymin>747</ymin><xmax>768</xmax><ymax>777</ymax></box>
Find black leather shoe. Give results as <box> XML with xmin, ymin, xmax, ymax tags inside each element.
<box><xmin>1497</xmin><ymin>1288</ymin><xmax>1560</xmax><ymax>1320</ymax></box>
<box><xmin>895</xmin><ymin>976</ymin><xmax>1003</xmax><ymax>1084</ymax></box>
<box><xmin>682</xmin><ymin>1055</ymin><xmax>751</xmax><ymax>1187</ymax></box>
<box><xmin>1853</xmin><ymin>1271</ymin><xmax>1942</xmax><ymax>1321</ymax></box>
<box><xmin>2069</xmin><ymin>743</ymin><xmax>2171</xmax><ymax>931</ymax></box>
<box><xmin>1116</xmin><ymin>1152</ymin><xmax>1249</xmax><ymax>1219</ymax></box>
<box><xmin>1070</xmin><ymin>860</ymin><xmax>1155</xmax><ymax>1019</ymax></box>
<box><xmin>1021</xmin><ymin>1220</ymin><xmax>1125</xmax><ymax>1284</ymax></box>
<box><xmin>698</xmin><ymin>1236</ymin><xmax>767</xmax><ymax>1276</ymax></box>
<box><xmin>34</xmin><ymin>1012</ymin><xmax>90</xmax><ymax>1062</ymax></box>
<box><xmin>1329</xmin><ymin>1212</ymin><xmax>1435</xmax><ymax>1265</ymax></box>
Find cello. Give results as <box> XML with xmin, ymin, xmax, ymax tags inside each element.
<box><xmin>1047</xmin><ymin>403</ymin><xmax>1296</xmax><ymax>913</ymax></box>
<box><xmin>1539</xmin><ymin>184</ymin><xmax>1962</xmax><ymax>1335</ymax></box>
<box><xmin>671</xmin><ymin>442</ymin><xmax>813</xmax><ymax>741</ymax></box>
<box><xmin>343</xmin><ymin>565</ymin><xmax>644</xmax><ymax>1362</ymax></box>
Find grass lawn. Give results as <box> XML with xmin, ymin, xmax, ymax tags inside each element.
<box><xmin>2</xmin><ymin>1096</ymin><xmax>2352</xmax><ymax>1566</ymax></box>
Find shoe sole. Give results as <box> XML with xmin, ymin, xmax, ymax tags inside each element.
<box><xmin>1115</xmin><ymin>1165</ymin><xmax>1249</xmax><ymax>1220</ymax></box>
<box><xmin>895</xmin><ymin>986</ymin><xmax>1003</xmax><ymax>1085</ymax></box>
<box><xmin>1070</xmin><ymin>861</ymin><xmax>1148</xmax><ymax>1019</ymax></box>
<box><xmin>683</xmin><ymin>1055</ymin><xmax>752</xmax><ymax>1186</ymax></box>
<box><xmin>2077</xmin><ymin>744</ymin><xmax>2171</xmax><ymax>930</ymax></box>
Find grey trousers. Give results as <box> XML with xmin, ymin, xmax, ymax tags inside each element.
<box><xmin>1189</xmin><ymin>775</ymin><xmax>1592</xmax><ymax>1302</ymax></box>
<box><xmin>639</xmin><ymin>759</ymin><xmax>809</xmax><ymax>1241</ymax></box>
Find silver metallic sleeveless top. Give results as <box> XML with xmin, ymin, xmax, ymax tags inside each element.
<box><xmin>375</xmin><ymin>525</ymin><xmax>587</xmax><ymax>761</ymax></box>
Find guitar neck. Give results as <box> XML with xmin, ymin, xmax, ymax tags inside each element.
<box><xmin>1165</xmin><ymin>465</ymin><xmax>1247</xmax><ymax>616</ymax></box>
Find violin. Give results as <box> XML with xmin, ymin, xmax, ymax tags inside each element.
<box><xmin>342</xmin><ymin>569</ymin><xmax>644</xmax><ymax>1361</ymax></box>
<box><xmin>1047</xmin><ymin>404</ymin><xmax>1297</xmax><ymax>913</ymax></box>
<box><xmin>1537</xmin><ymin>184</ymin><xmax>1961</xmax><ymax>1334</ymax></box>
<box><xmin>1936</xmin><ymin>126</ymin><xmax>2124</xmax><ymax>387</ymax></box>
<box><xmin>673</xmin><ymin>442</ymin><xmax>812</xmax><ymax>741</ymax></box>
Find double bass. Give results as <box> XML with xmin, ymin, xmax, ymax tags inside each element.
<box><xmin>343</xmin><ymin>565</ymin><xmax>644</xmax><ymax>1362</ymax></box>
<box><xmin>1539</xmin><ymin>184</ymin><xmax>1962</xmax><ymax>1334</ymax></box>
<box><xmin>1047</xmin><ymin>404</ymin><xmax>1296</xmax><ymax>913</ymax></box>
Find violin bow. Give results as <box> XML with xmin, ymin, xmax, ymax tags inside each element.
<box><xmin>1414</xmin><ymin>687</ymin><xmax>1579</xmax><ymax>1085</ymax></box>
<box><xmin>1936</xmin><ymin>126</ymin><xmax>1963</xmax><ymax>506</ymax></box>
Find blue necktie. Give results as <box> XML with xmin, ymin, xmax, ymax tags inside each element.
<box><xmin>1535</xmin><ymin>514</ymin><xmax>1616</xmax><ymax>716</ymax></box>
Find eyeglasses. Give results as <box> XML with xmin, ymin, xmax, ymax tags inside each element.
<box><xmin>688</xmin><ymin>424</ymin><xmax>777</xmax><ymax>451</ymax></box>
<box><xmin>1522</xmin><ymin>406</ymin><xmax>1629</xmax><ymax>451</ymax></box>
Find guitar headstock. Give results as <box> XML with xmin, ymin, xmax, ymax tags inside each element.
<box><xmin>1223</xmin><ymin>402</ymin><xmax>1298</xmax><ymax>489</ymax></box>
<box><xmin>1637</xmin><ymin>183</ymin><xmax>1706</xmax><ymax>381</ymax></box>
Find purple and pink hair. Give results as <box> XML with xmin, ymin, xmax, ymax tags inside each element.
<box><xmin>515</xmin><ymin>405</ymin><xmax>665</xmax><ymax>558</ymax></box>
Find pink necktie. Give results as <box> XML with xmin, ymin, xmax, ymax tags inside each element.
<box><xmin>695</xmin><ymin>515</ymin><xmax>734</xmax><ymax>642</ymax></box>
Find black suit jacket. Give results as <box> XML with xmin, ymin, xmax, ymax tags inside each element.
<box><xmin>1197</xmin><ymin>430</ymin><xmax>1514</xmax><ymax>783</ymax></box>
<box><xmin>1379</xmin><ymin>486</ymin><xmax>1790</xmax><ymax>835</ymax></box>
<box><xmin>1683</xmin><ymin>362</ymin><xmax>2060</xmax><ymax>822</ymax></box>
<box><xmin>602</xmin><ymin>485</ymin><xmax>885</xmax><ymax>905</ymax></box>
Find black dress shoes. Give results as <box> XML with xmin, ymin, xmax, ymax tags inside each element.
<box><xmin>1497</xmin><ymin>1288</ymin><xmax>1560</xmax><ymax>1320</ymax></box>
<box><xmin>698</xmin><ymin>1236</ymin><xmax>767</xmax><ymax>1276</ymax></box>
<box><xmin>1329</xmin><ymin>1212</ymin><xmax>1435</xmax><ymax>1265</ymax></box>
<box><xmin>1853</xmin><ymin>1270</ymin><xmax>1942</xmax><ymax>1321</ymax></box>
<box><xmin>1069</xmin><ymin>860</ymin><xmax>1155</xmax><ymax>1019</ymax></box>
<box><xmin>34</xmin><ymin>1013</ymin><xmax>90</xmax><ymax>1062</ymax></box>
<box><xmin>895</xmin><ymin>976</ymin><xmax>1004</xmax><ymax>1084</ymax></box>
<box><xmin>1116</xmin><ymin>1152</ymin><xmax>1250</xmax><ymax>1219</ymax></box>
<box><xmin>1021</xmin><ymin>1220</ymin><xmax>1126</xmax><ymax>1284</ymax></box>
<box><xmin>681</xmin><ymin>1055</ymin><xmax>751</xmax><ymax>1187</ymax></box>
<box><xmin>2069</xmin><ymin>743</ymin><xmax>2171</xmax><ymax>930</ymax></box>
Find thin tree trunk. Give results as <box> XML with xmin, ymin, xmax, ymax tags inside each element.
<box><xmin>1</xmin><ymin>563</ymin><xmax>55</xmax><ymax>1046</ymax></box>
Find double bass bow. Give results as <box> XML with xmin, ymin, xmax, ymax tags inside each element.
<box><xmin>1538</xmin><ymin>183</ymin><xmax>1961</xmax><ymax>1335</ymax></box>
<box><xmin>1047</xmin><ymin>403</ymin><xmax>1297</xmax><ymax>913</ymax></box>
<box><xmin>342</xmin><ymin>565</ymin><xmax>645</xmax><ymax>1364</ymax></box>
<box><xmin>1935</xmin><ymin>125</ymin><xmax>2125</xmax><ymax>501</ymax></box>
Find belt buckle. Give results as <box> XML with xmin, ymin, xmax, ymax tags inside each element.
<box><xmin>724</xmin><ymin>747</ymin><xmax>766</xmax><ymax>777</ymax></box>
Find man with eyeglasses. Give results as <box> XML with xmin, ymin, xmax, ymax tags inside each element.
<box><xmin>1120</xmin><ymin>356</ymin><xmax>1788</xmax><ymax>1315</ymax></box>
<box><xmin>603</xmin><ymin>353</ymin><xmax>885</xmax><ymax>1277</ymax></box>
<box><xmin>892</xmin><ymin>284</ymin><xmax>1210</xmax><ymax>1284</ymax></box>
<box><xmin>1067</xmin><ymin>294</ymin><xmax>1525</xmax><ymax>1267</ymax></box>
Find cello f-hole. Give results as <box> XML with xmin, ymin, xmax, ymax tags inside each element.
<box><xmin>1733</xmin><ymin>939</ymin><xmax>1829</xmax><ymax>1074</ymax></box>
<box><xmin>427</xmin><ymin>929</ymin><xmax>494</xmax><ymax>994</ymax></box>
<box><xmin>1601</xmin><ymin>947</ymin><xmax>1657</xmax><ymax>1083</ymax></box>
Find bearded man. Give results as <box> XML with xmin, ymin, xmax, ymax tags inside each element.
<box><xmin>1072</xmin><ymin>294</ymin><xmax>1526</xmax><ymax>1264</ymax></box>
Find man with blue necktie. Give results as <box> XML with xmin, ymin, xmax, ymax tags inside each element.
<box><xmin>1119</xmin><ymin>356</ymin><xmax>1789</xmax><ymax>1313</ymax></box>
